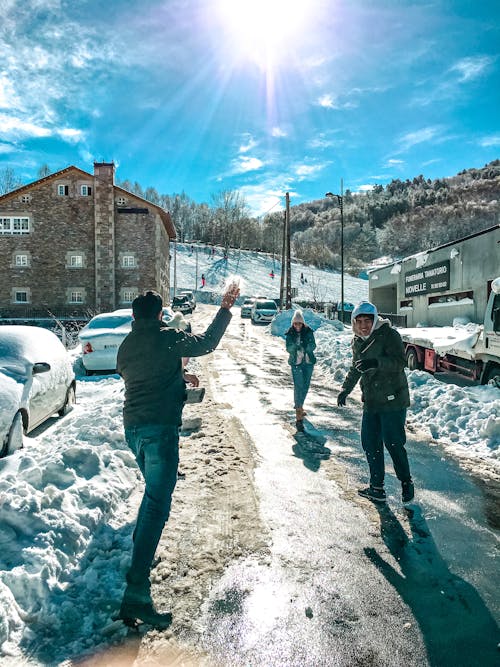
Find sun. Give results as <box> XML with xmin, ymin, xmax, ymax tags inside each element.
<box><xmin>215</xmin><ymin>0</ymin><xmax>312</xmax><ymax>69</ymax></box>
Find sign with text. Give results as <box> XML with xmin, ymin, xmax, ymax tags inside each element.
<box><xmin>404</xmin><ymin>260</ymin><xmax>450</xmax><ymax>297</ymax></box>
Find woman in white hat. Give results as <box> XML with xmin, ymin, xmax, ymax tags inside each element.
<box><xmin>285</xmin><ymin>309</ymin><xmax>316</xmax><ymax>431</ymax></box>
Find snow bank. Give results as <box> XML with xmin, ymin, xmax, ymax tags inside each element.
<box><xmin>399</xmin><ymin>324</ymin><xmax>482</xmax><ymax>358</ymax></box>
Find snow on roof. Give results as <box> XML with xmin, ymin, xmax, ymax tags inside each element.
<box><xmin>399</xmin><ymin>323</ymin><xmax>482</xmax><ymax>358</ymax></box>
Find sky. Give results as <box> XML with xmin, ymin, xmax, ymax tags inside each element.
<box><xmin>0</xmin><ymin>0</ymin><xmax>499</xmax><ymax>215</ymax></box>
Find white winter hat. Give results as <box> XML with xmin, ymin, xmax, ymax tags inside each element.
<box><xmin>291</xmin><ymin>309</ymin><xmax>305</xmax><ymax>325</ymax></box>
<box><xmin>351</xmin><ymin>300</ymin><xmax>378</xmax><ymax>322</ymax></box>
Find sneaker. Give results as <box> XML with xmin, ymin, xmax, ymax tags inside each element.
<box><xmin>358</xmin><ymin>486</ymin><xmax>387</xmax><ymax>503</ymax></box>
<box><xmin>118</xmin><ymin>600</ymin><xmax>172</xmax><ymax>629</ymax></box>
<box><xmin>402</xmin><ymin>480</ymin><xmax>415</xmax><ymax>503</ymax></box>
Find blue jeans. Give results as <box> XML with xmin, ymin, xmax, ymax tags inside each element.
<box><xmin>124</xmin><ymin>424</ymin><xmax>179</xmax><ymax>592</ymax></box>
<box><xmin>291</xmin><ymin>363</ymin><xmax>314</xmax><ymax>408</ymax></box>
<box><xmin>361</xmin><ymin>409</ymin><xmax>411</xmax><ymax>488</ymax></box>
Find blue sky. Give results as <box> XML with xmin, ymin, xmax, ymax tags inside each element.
<box><xmin>0</xmin><ymin>0</ymin><xmax>499</xmax><ymax>215</ymax></box>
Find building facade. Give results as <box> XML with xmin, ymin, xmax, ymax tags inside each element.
<box><xmin>0</xmin><ymin>162</ymin><xmax>175</xmax><ymax>318</ymax></box>
<box><xmin>368</xmin><ymin>225</ymin><xmax>500</xmax><ymax>327</ymax></box>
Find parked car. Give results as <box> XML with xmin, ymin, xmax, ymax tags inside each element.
<box><xmin>250</xmin><ymin>299</ymin><xmax>279</xmax><ymax>324</ymax></box>
<box><xmin>179</xmin><ymin>291</ymin><xmax>196</xmax><ymax>311</ymax></box>
<box><xmin>172</xmin><ymin>295</ymin><xmax>193</xmax><ymax>314</ymax></box>
<box><xmin>0</xmin><ymin>326</ymin><xmax>76</xmax><ymax>458</ymax></box>
<box><xmin>240</xmin><ymin>297</ymin><xmax>255</xmax><ymax>318</ymax></box>
<box><xmin>79</xmin><ymin>307</ymin><xmax>173</xmax><ymax>374</ymax></box>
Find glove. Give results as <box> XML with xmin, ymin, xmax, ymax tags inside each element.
<box><xmin>337</xmin><ymin>391</ymin><xmax>348</xmax><ymax>407</ymax></box>
<box><xmin>355</xmin><ymin>358</ymin><xmax>378</xmax><ymax>373</ymax></box>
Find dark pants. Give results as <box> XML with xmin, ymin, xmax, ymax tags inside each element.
<box><xmin>361</xmin><ymin>409</ymin><xmax>411</xmax><ymax>488</ymax></box>
<box><xmin>291</xmin><ymin>363</ymin><xmax>314</xmax><ymax>408</ymax></box>
<box><xmin>124</xmin><ymin>423</ymin><xmax>179</xmax><ymax>598</ymax></box>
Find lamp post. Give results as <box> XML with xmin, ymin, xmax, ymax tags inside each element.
<box><xmin>325</xmin><ymin>179</ymin><xmax>344</xmax><ymax>324</ymax></box>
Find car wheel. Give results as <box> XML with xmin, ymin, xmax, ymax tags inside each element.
<box><xmin>406</xmin><ymin>348</ymin><xmax>421</xmax><ymax>371</ymax></box>
<box><xmin>485</xmin><ymin>366</ymin><xmax>500</xmax><ymax>388</ymax></box>
<box><xmin>2</xmin><ymin>411</ymin><xmax>24</xmax><ymax>458</ymax></box>
<box><xmin>58</xmin><ymin>385</ymin><xmax>76</xmax><ymax>416</ymax></box>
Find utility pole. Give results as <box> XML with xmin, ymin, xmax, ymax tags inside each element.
<box><xmin>285</xmin><ymin>192</ymin><xmax>292</xmax><ymax>309</ymax></box>
<box><xmin>279</xmin><ymin>209</ymin><xmax>286</xmax><ymax>309</ymax></box>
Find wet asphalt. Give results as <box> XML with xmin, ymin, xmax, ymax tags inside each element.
<box><xmin>193</xmin><ymin>307</ymin><xmax>499</xmax><ymax>667</ymax></box>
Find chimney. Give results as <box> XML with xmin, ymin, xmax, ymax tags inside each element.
<box><xmin>93</xmin><ymin>162</ymin><xmax>116</xmax><ymax>311</ymax></box>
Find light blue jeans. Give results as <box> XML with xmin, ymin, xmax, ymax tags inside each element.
<box><xmin>291</xmin><ymin>363</ymin><xmax>314</xmax><ymax>408</ymax></box>
<box><xmin>124</xmin><ymin>423</ymin><xmax>179</xmax><ymax>594</ymax></box>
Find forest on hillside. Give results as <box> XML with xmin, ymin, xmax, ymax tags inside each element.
<box><xmin>1</xmin><ymin>160</ymin><xmax>498</xmax><ymax>275</ymax></box>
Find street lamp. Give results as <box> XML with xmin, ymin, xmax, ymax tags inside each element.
<box><xmin>325</xmin><ymin>180</ymin><xmax>344</xmax><ymax>324</ymax></box>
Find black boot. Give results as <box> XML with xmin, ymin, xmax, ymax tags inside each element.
<box><xmin>118</xmin><ymin>599</ymin><xmax>172</xmax><ymax>629</ymax></box>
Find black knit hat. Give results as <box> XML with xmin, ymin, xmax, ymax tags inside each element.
<box><xmin>132</xmin><ymin>290</ymin><xmax>163</xmax><ymax>319</ymax></box>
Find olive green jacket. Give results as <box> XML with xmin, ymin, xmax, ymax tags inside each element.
<box><xmin>341</xmin><ymin>318</ymin><xmax>409</xmax><ymax>411</ymax></box>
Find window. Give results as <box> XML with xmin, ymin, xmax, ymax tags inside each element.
<box><xmin>428</xmin><ymin>290</ymin><xmax>473</xmax><ymax>305</ymax></box>
<box><xmin>69</xmin><ymin>290</ymin><xmax>83</xmax><ymax>303</ymax></box>
<box><xmin>15</xmin><ymin>291</ymin><xmax>28</xmax><ymax>303</ymax></box>
<box><xmin>0</xmin><ymin>217</ymin><xmax>30</xmax><ymax>234</ymax></box>
<box><xmin>70</xmin><ymin>254</ymin><xmax>83</xmax><ymax>268</ymax></box>
<box><xmin>116</xmin><ymin>196</ymin><xmax>126</xmax><ymax>206</ymax></box>
<box><xmin>122</xmin><ymin>290</ymin><xmax>137</xmax><ymax>303</ymax></box>
<box><xmin>15</xmin><ymin>254</ymin><xmax>29</xmax><ymax>266</ymax></box>
<box><xmin>20</xmin><ymin>194</ymin><xmax>31</xmax><ymax>203</ymax></box>
<box><xmin>81</xmin><ymin>185</ymin><xmax>92</xmax><ymax>196</ymax></box>
<box><xmin>122</xmin><ymin>255</ymin><xmax>135</xmax><ymax>267</ymax></box>
<box><xmin>57</xmin><ymin>184</ymin><xmax>69</xmax><ymax>196</ymax></box>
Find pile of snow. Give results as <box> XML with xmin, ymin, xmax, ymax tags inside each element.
<box><xmin>399</xmin><ymin>323</ymin><xmax>482</xmax><ymax>358</ymax></box>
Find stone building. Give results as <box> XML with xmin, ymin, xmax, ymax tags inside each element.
<box><xmin>0</xmin><ymin>162</ymin><xmax>175</xmax><ymax>318</ymax></box>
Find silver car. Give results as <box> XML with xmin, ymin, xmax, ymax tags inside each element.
<box><xmin>0</xmin><ymin>326</ymin><xmax>76</xmax><ymax>458</ymax></box>
<box><xmin>250</xmin><ymin>299</ymin><xmax>278</xmax><ymax>324</ymax></box>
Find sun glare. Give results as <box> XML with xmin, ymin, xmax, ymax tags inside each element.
<box><xmin>215</xmin><ymin>0</ymin><xmax>311</xmax><ymax>68</ymax></box>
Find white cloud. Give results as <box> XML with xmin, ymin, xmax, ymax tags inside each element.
<box><xmin>239</xmin><ymin>136</ymin><xmax>258</xmax><ymax>153</ymax></box>
<box><xmin>308</xmin><ymin>135</ymin><xmax>336</xmax><ymax>149</ymax></box>
<box><xmin>450</xmin><ymin>56</ymin><xmax>493</xmax><ymax>82</ymax></box>
<box><xmin>232</xmin><ymin>156</ymin><xmax>264</xmax><ymax>173</ymax></box>
<box><xmin>356</xmin><ymin>184</ymin><xmax>375</xmax><ymax>192</ymax></box>
<box><xmin>317</xmin><ymin>94</ymin><xmax>336</xmax><ymax>108</ymax></box>
<box><xmin>271</xmin><ymin>127</ymin><xmax>287</xmax><ymax>138</ymax></box>
<box><xmin>398</xmin><ymin>126</ymin><xmax>441</xmax><ymax>151</ymax></box>
<box><xmin>478</xmin><ymin>134</ymin><xmax>500</xmax><ymax>147</ymax></box>
<box><xmin>294</xmin><ymin>163</ymin><xmax>326</xmax><ymax>180</ymax></box>
<box><xmin>0</xmin><ymin>114</ymin><xmax>51</xmax><ymax>138</ymax></box>
<box><xmin>57</xmin><ymin>128</ymin><xmax>85</xmax><ymax>143</ymax></box>
<box><xmin>385</xmin><ymin>158</ymin><xmax>404</xmax><ymax>167</ymax></box>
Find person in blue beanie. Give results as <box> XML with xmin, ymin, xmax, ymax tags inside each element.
<box><xmin>337</xmin><ymin>300</ymin><xmax>414</xmax><ymax>504</ymax></box>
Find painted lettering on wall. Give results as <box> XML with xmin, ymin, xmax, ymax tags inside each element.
<box><xmin>405</xmin><ymin>260</ymin><xmax>450</xmax><ymax>296</ymax></box>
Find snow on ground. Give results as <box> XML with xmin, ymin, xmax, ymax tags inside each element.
<box><xmin>0</xmin><ymin>249</ymin><xmax>498</xmax><ymax>663</ymax></box>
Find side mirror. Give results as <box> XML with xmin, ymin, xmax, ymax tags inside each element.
<box><xmin>32</xmin><ymin>362</ymin><xmax>51</xmax><ymax>375</ymax></box>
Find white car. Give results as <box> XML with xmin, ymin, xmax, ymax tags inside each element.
<box><xmin>240</xmin><ymin>297</ymin><xmax>255</xmax><ymax>318</ymax></box>
<box><xmin>250</xmin><ymin>299</ymin><xmax>279</xmax><ymax>324</ymax></box>
<box><xmin>79</xmin><ymin>307</ymin><xmax>174</xmax><ymax>374</ymax></box>
<box><xmin>0</xmin><ymin>326</ymin><xmax>76</xmax><ymax>458</ymax></box>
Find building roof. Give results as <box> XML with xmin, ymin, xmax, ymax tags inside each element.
<box><xmin>368</xmin><ymin>223</ymin><xmax>500</xmax><ymax>274</ymax></box>
<box><xmin>0</xmin><ymin>165</ymin><xmax>176</xmax><ymax>238</ymax></box>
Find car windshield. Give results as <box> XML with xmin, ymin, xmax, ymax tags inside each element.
<box><xmin>243</xmin><ymin>299</ymin><xmax>254</xmax><ymax>305</ymax></box>
<box><xmin>256</xmin><ymin>301</ymin><xmax>277</xmax><ymax>310</ymax></box>
<box><xmin>86</xmin><ymin>314</ymin><xmax>132</xmax><ymax>329</ymax></box>
<box><xmin>173</xmin><ymin>296</ymin><xmax>188</xmax><ymax>303</ymax></box>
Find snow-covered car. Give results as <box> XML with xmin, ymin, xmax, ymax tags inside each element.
<box><xmin>250</xmin><ymin>299</ymin><xmax>279</xmax><ymax>324</ymax></box>
<box><xmin>0</xmin><ymin>326</ymin><xmax>76</xmax><ymax>458</ymax></box>
<box><xmin>240</xmin><ymin>297</ymin><xmax>255</xmax><ymax>318</ymax></box>
<box><xmin>172</xmin><ymin>295</ymin><xmax>193</xmax><ymax>315</ymax></box>
<box><xmin>79</xmin><ymin>307</ymin><xmax>173</xmax><ymax>374</ymax></box>
<box><xmin>179</xmin><ymin>291</ymin><xmax>196</xmax><ymax>311</ymax></box>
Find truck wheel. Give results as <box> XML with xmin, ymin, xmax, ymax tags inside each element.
<box><xmin>485</xmin><ymin>367</ymin><xmax>500</xmax><ymax>389</ymax></box>
<box><xmin>406</xmin><ymin>348</ymin><xmax>422</xmax><ymax>371</ymax></box>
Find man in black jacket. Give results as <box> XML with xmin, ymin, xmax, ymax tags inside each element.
<box><xmin>337</xmin><ymin>300</ymin><xmax>414</xmax><ymax>505</ymax></box>
<box><xmin>116</xmin><ymin>284</ymin><xmax>239</xmax><ymax>628</ymax></box>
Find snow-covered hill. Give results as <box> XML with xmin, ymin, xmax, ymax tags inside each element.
<box><xmin>171</xmin><ymin>243</ymin><xmax>369</xmax><ymax>305</ymax></box>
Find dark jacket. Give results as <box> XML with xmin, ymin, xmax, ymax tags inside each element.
<box><xmin>285</xmin><ymin>325</ymin><xmax>317</xmax><ymax>365</ymax></box>
<box><xmin>341</xmin><ymin>318</ymin><xmax>409</xmax><ymax>411</ymax></box>
<box><xmin>117</xmin><ymin>308</ymin><xmax>231</xmax><ymax>428</ymax></box>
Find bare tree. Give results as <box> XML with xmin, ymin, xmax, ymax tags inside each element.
<box><xmin>0</xmin><ymin>167</ymin><xmax>22</xmax><ymax>195</ymax></box>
